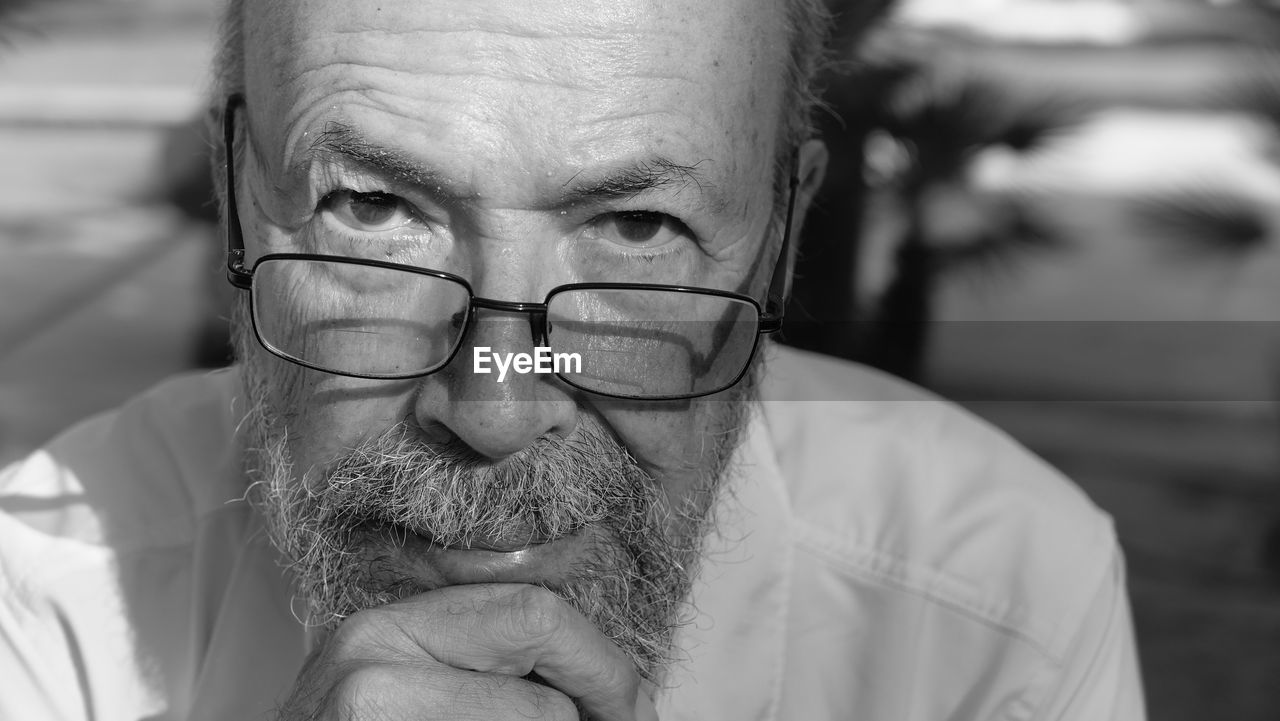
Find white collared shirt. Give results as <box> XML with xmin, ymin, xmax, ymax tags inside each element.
<box><xmin>0</xmin><ymin>347</ymin><xmax>1145</xmax><ymax>720</ymax></box>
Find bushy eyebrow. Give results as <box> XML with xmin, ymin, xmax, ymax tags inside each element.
<box><xmin>305</xmin><ymin>121</ymin><xmax>460</xmax><ymax>193</ymax></box>
<box><xmin>302</xmin><ymin>121</ymin><xmax>722</xmax><ymax>210</ymax></box>
<box><xmin>558</xmin><ymin>158</ymin><xmax>720</xmax><ymax>210</ymax></box>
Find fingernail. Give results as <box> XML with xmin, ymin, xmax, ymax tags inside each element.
<box><xmin>634</xmin><ymin>681</ymin><xmax>660</xmax><ymax>721</ymax></box>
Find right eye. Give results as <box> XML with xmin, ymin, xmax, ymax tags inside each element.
<box><xmin>589</xmin><ymin>210</ymin><xmax>691</xmax><ymax>250</ymax></box>
<box><xmin>322</xmin><ymin>190</ymin><xmax>420</xmax><ymax>232</ymax></box>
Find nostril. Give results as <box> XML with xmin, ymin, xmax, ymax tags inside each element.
<box><xmin>412</xmin><ymin>419</ymin><xmax>457</xmax><ymax>447</ymax></box>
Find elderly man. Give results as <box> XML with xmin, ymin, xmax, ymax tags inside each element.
<box><xmin>0</xmin><ymin>0</ymin><xmax>1144</xmax><ymax>719</ymax></box>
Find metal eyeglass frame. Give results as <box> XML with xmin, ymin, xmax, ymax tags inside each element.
<box><xmin>220</xmin><ymin>93</ymin><xmax>796</xmax><ymax>400</ymax></box>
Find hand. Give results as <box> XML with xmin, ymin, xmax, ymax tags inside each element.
<box><xmin>276</xmin><ymin>583</ymin><xmax>660</xmax><ymax>721</ymax></box>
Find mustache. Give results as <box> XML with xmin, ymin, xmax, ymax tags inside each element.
<box><xmin>301</xmin><ymin>421</ymin><xmax>658</xmax><ymax>550</ymax></box>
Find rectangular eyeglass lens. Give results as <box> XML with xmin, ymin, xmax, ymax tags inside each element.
<box><xmin>253</xmin><ymin>259</ymin><xmax>468</xmax><ymax>376</ymax></box>
<box><xmin>547</xmin><ymin>288</ymin><xmax>759</xmax><ymax>397</ymax></box>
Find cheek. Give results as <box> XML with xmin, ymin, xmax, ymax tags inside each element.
<box><xmin>594</xmin><ymin>401</ymin><xmax>735</xmax><ymax>500</ymax></box>
<box><xmin>242</xmin><ymin>288</ymin><xmax>419</xmax><ymax>478</ymax></box>
<box><xmin>275</xmin><ymin>367</ymin><xmax>417</xmax><ymax>477</ymax></box>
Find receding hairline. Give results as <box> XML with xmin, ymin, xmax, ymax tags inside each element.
<box><xmin>212</xmin><ymin>0</ymin><xmax>834</xmax><ymax>145</ymax></box>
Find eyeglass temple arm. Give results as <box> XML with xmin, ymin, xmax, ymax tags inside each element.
<box><xmin>223</xmin><ymin>93</ymin><xmax>253</xmax><ymax>291</ymax></box>
<box><xmin>759</xmin><ymin>173</ymin><xmax>799</xmax><ymax>333</ymax></box>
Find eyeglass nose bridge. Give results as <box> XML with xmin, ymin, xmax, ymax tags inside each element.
<box><xmin>466</xmin><ymin>296</ymin><xmax>551</xmax><ymax>348</ymax></box>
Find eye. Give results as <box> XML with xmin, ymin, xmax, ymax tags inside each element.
<box><xmin>594</xmin><ymin>211</ymin><xmax>688</xmax><ymax>248</ymax></box>
<box><xmin>322</xmin><ymin>190</ymin><xmax>419</xmax><ymax>232</ymax></box>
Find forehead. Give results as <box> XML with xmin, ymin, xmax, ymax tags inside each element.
<box><xmin>241</xmin><ymin>0</ymin><xmax>790</xmax><ymax>188</ymax></box>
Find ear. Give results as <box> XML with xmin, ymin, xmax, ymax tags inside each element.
<box><xmin>783</xmin><ymin>138</ymin><xmax>829</xmax><ymax>300</ymax></box>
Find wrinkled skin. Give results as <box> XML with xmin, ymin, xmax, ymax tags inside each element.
<box><xmin>231</xmin><ymin>0</ymin><xmax>826</xmax><ymax>717</ymax></box>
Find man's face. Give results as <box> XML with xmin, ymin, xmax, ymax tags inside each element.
<box><xmin>232</xmin><ymin>0</ymin><xmax>820</xmax><ymax>677</ymax></box>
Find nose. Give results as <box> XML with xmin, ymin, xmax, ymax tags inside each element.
<box><xmin>411</xmin><ymin>309</ymin><xmax>578</xmax><ymax>461</ymax></box>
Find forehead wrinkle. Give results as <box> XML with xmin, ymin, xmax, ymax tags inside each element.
<box><xmin>319</xmin><ymin>0</ymin><xmax>656</xmax><ymax>39</ymax></box>
<box><xmin>249</xmin><ymin>0</ymin><xmax>788</xmax><ymax>222</ymax></box>
<box><xmin>251</xmin><ymin>0</ymin><xmax>789</xmax><ymax>126</ymax></box>
<box><xmin>301</xmin><ymin>120</ymin><xmax>478</xmax><ymax>200</ymax></box>
<box><xmin>317</xmin><ymin>31</ymin><xmax>678</xmax><ymax>94</ymax></box>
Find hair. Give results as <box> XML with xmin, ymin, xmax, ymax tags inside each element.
<box><xmin>781</xmin><ymin>0</ymin><xmax>836</xmax><ymax>147</ymax></box>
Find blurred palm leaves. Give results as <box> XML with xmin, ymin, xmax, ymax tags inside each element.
<box><xmin>1234</xmin><ymin>51</ymin><xmax>1280</xmax><ymax>164</ymax></box>
<box><xmin>1124</xmin><ymin>44</ymin><xmax>1280</xmax><ymax>266</ymax></box>
<box><xmin>1132</xmin><ymin>187</ymin><xmax>1271</xmax><ymax>261</ymax></box>
<box><xmin>921</xmin><ymin>187</ymin><xmax>1069</xmax><ymax>277</ymax></box>
<box><xmin>850</xmin><ymin>63</ymin><xmax>1089</xmax><ymax>379</ymax></box>
<box><xmin>872</xmin><ymin>72</ymin><xmax>1087</xmax><ymax>184</ymax></box>
<box><xmin>0</xmin><ymin>0</ymin><xmax>34</xmax><ymax>16</ymax></box>
<box><xmin>0</xmin><ymin>0</ymin><xmax>49</xmax><ymax>46</ymax></box>
<box><xmin>798</xmin><ymin>5</ymin><xmax>1280</xmax><ymax>381</ymax></box>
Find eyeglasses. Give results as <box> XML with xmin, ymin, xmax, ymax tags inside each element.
<box><xmin>221</xmin><ymin>94</ymin><xmax>795</xmax><ymax>400</ymax></box>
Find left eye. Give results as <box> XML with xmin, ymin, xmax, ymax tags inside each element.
<box><xmin>323</xmin><ymin>190</ymin><xmax>418</xmax><ymax>232</ymax></box>
<box><xmin>595</xmin><ymin>211</ymin><xmax>687</xmax><ymax>247</ymax></box>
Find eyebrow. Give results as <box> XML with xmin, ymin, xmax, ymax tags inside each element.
<box><xmin>558</xmin><ymin>158</ymin><xmax>720</xmax><ymax>210</ymax></box>
<box><xmin>304</xmin><ymin>121</ymin><xmax>464</xmax><ymax>195</ymax></box>
<box><xmin>303</xmin><ymin>121</ymin><xmax>721</xmax><ymax>210</ymax></box>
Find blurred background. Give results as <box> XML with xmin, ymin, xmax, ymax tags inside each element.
<box><xmin>1</xmin><ymin>0</ymin><xmax>1278</xmax><ymax>717</ymax></box>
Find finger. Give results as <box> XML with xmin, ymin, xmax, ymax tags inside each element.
<box><xmin>379</xmin><ymin>584</ymin><xmax>643</xmax><ymax>721</ymax></box>
<box><xmin>317</xmin><ymin>661</ymin><xmax>580</xmax><ymax>721</ymax></box>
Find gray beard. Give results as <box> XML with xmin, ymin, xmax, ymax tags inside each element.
<box><xmin>235</xmin><ymin>303</ymin><xmax>756</xmax><ymax>682</ymax></box>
